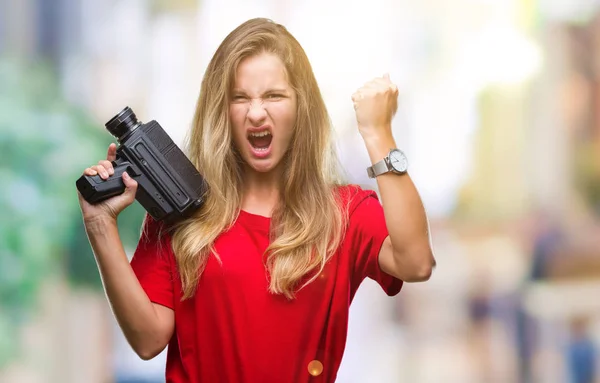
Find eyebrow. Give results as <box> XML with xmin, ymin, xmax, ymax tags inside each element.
<box><xmin>231</xmin><ymin>88</ymin><xmax>290</xmax><ymax>95</ymax></box>
<box><xmin>264</xmin><ymin>88</ymin><xmax>289</xmax><ymax>93</ymax></box>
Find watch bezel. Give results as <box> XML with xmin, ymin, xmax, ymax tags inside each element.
<box><xmin>387</xmin><ymin>149</ymin><xmax>408</xmax><ymax>173</ymax></box>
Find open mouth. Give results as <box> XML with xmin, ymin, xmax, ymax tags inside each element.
<box><xmin>247</xmin><ymin>130</ymin><xmax>273</xmax><ymax>151</ymax></box>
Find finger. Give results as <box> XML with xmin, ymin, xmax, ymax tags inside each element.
<box><xmin>383</xmin><ymin>73</ymin><xmax>390</xmax><ymax>82</ymax></box>
<box><xmin>366</xmin><ymin>80</ymin><xmax>397</xmax><ymax>94</ymax></box>
<box><xmin>98</xmin><ymin>160</ymin><xmax>114</xmax><ymax>175</ymax></box>
<box><xmin>93</xmin><ymin>164</ymin><xmax>110</xmax><ymax>179</ymax></box>
<box><xmin>364</xmin><ymin>82</ymin><xmax>383</xmax><ymax>91</ymax></box>
<box><xmin>107</xmin><ymin>143</ymin><xmax>117</xmax><ymax>162</ymax></box>
<box><xmin>352</xmin><ymin>90</ymin><xmax>367</xmax><ymax>101</ymax></box>
<box><xmin>84</xmin><ymin>167</ymin><xmax>98</xmax><ymax>176</ymax></box>
<box><xmin>357</xmin><ymin>88</ymin><xmax>376</xmax><ymax>98</ymax></box>
<box><xmin>369</xmin><ymin>77</ymin><xmax>392</xmax><ymax>87</ymax></box>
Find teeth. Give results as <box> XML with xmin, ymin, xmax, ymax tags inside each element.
<box><xmin>249</xmin><ymin>131</ymin><xmax>271</xmax><ymax>138</ymax></box>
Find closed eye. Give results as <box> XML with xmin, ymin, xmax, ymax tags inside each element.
<box><xmin>265</xmin><ymin>93</ymin><xmax>285</xmax><ymax>100</ymax></box>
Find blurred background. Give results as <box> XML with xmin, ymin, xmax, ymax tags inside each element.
<box><xmin>1</xmin><ymin>0</ymin><xmax>600</xmax><ymax>382</ymax></box>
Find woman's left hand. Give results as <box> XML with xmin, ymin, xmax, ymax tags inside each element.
<box><xmin>351</xmin><ymin>73</ymin><xmax>399</xmax><ymax>140</ymax></box>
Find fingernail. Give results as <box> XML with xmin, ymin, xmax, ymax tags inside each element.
<box><xmin>123</xmin><ymin>172</ymin><xmax>129</xmax><ymax>180</ymax></box>
<box><xmin>101</xmin><ymin>171</ymin><xmax>108</xmax><ymax>178</ymax></box>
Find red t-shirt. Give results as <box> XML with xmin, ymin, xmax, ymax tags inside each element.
<box><xmin>130</xmin><ymin>184</ymin><xmax>402</xmax><ymax>383</ymax></box>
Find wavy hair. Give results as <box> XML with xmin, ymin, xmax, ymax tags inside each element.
<box><xmin>170</xmin><ymin>18</ymin><xmax>347</xmax><ymax>299</ymax></box>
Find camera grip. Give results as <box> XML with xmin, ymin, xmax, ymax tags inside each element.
<box><xmin>76</xmin><ymin>163</ymin><xmax>133</xmax><ymax>204</ymax></box>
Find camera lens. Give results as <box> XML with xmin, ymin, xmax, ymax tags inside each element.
<box><xmin>105</xmin><ymin>107</ymin><xmax>141</xmax><ymax>142</ymax></box>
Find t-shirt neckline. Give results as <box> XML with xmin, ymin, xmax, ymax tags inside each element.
<box><xmin>237</xmin><ymin>210</ymin><xmax>271</xmax><ymax>231</ymax></box>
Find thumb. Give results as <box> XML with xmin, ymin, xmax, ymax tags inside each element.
<box><xmin>104</xmin><ymin>172</ymin><xmax>137</xmax><ymax>217</ymax></box>
<box><xmin>122</xmin><ymin>172</ymin><xmax>138</xmax><ymax>197</ymax></box>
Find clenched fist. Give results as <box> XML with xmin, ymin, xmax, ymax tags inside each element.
<box><xmin>351</xmin><ymin>73</ymin><xmax>399</xmax><ymax>139</ymax></box>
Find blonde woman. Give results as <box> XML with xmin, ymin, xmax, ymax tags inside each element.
<box><xmin>78</xmin><ymin>18</ymin><xmax>435</xmax><ymax>383</ymax></box>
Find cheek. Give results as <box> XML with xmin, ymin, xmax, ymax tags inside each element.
<box><xmin>229</xmin><ymin>106</ymin><xmax>246</xmax><ymax>145</ymax></box>
<box><xmin>229</xmin><ymin>105</ymin><xmax>243</xmax><ymax>128</ymax></box>
<box><xmin>271</xmin><ymin>103</ymin><xmax>297</xmax><ymax>138</ymax></box>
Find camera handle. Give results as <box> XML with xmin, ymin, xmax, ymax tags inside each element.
<box><xmin>76</xmin><ymin>158</ymin><xmax>141</xmax><ymax>204</ymax></box>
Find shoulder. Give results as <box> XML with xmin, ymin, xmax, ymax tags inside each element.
<box><xmin>334</xmin><ymin>184</ymin><xmax>381</xmax><ymax>216</ymax></box>
<box><xmin>132</xmin><ymin>214</ymin><xmax>176</xmax><ymax>270</ymax></box>
<box><xmin>139</xmin><ymin>213</ymin><xmax>173</xmax><ymax>247</ymax></box>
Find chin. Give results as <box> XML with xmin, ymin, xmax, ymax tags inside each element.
<box><xmin>242</xmin><ymin>155</ymin><xmax>281</xmax><ymax>175</ymax></box>
<box><xmin>248</xmin><ymin>161</ymin><xmax>277</xmax><ymax>174</ymax></box>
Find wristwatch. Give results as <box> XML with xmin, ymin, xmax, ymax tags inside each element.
<box><xmin>366</xmin><ymin>149</ymin><xmax>408</xmax><ymax>178</ymax></box>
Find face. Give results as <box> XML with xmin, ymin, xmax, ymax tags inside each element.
<box><xmin>229</xmin><ymin>53</ymin><xmax>297</xmax><ymax>176</ymax></box>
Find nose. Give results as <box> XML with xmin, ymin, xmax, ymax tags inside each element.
<box><xmin>247</xmin><ymin>99</ymin><xmax>267</xmax><ymax>126</ymax></box>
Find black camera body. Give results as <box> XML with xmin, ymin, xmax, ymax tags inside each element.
<box><xmin>76</xmin><ymin>107</ymin><xmax>206</xmax><ymax>224</ymax></box>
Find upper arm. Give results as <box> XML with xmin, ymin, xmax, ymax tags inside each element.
<box><xmin>377</xmin><ymin>236</ymin><xmax>400</xmax><ymax>279</ymax></box>
<box><xmin>130</xmin><ymin>215</ymin><xmax>176</xmax><ymax>310</ymax></box>
<box><xmin>347</xmin><ymin>189</ymin><xmax>403</xmax><ymax>296</ymax></box>
<box><xmin>153</xmin><ymin>303</ymin><xmax>175</xmax><ymax>349</ymax></box>
<box><xmin>130</xmin><ymin>215</ymin><xmax>177</xmax><ymax>355</ymax></box>
<box><xmin>132</xmin><ymin>303</ymin><xmax>174</xmax><ymax>360</ymax></box>
<box><xmin>378</xmin><ymin>234</ymin><xmax>435</xmax><ymax>283</ymax></box>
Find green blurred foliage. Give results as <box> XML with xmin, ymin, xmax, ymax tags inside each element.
<box><xmin>575</xmin><ymin>141</ymin><xmax>600</xmax><ymax>214</ymax></box>
<box><xmin>0</xmin><ymin>57</ymin><xmax>145</xmax><ymax>367</ymax></box>
<box><xmin>150</xmin><ymin>0</ymin><xmax>198</xmax><ymax>14</ymax></box>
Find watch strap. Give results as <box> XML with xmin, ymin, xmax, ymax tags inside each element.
<box><xmin>367</xmin><ymin>158</ymin><xmax>390</xmax><ymax>178</ymax></box>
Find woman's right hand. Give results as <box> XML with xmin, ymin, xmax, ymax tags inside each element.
<box><xmin>78</xmin><ymin>143</ymin><xmax>138</xmax><ymax>223</ymax></box>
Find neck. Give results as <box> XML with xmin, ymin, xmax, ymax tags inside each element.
<box><xmin>240</xmin><ymin>167</ymin><xmax>282</xmax><ymax>217</ymax></box>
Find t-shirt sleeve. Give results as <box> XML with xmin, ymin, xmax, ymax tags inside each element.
<box><xmin>129</xmin><ymin>215</ymin><xmax>175</xmax><ymax>310</ymax></box>
<box><xmin>348</xmin><ymin>189</ymin><xmax>403</xmax><ymax>296</ymax></box>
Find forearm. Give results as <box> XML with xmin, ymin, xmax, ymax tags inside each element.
<box><xmin>363</xmin><ymin>129</ymin><xmax>435</xmax><ymax>275</ymax></box>
<box><xmin>84</xmin><ymin>217</ymin><xmax>170</xmax><ymax>357</ymax></box>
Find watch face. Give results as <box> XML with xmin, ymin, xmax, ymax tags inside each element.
<box><xmin>389</xmin><ymin>150</ymin><xmax>408</xmax><ymax>172</ymax></box>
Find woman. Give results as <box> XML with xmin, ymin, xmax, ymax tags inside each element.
<box><xmin>78</xmin><ymin>17</ymin><xmax>435</xmax><ymax>383</ymax></box>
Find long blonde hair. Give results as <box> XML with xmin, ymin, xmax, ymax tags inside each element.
<box><xmin>170</xmin><ymin>18</ymin><xmax>347</xmax><ymax>299</ymax></box>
